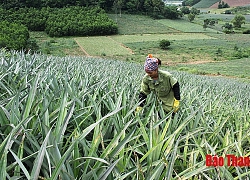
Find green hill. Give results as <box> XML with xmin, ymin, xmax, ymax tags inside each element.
<box><xmin>192</xmin><ymin>0</ymin><xmax>220</xmax><ymax>8</ymax></box>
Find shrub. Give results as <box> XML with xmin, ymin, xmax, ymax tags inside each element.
<box><xmin>224</xmin><ymin>10</ymin><xmax>232</xmax><ymax>14</ymax></box>
<box><xmin>231</xmin><ymin>14</ymin><xmax>246</xmax><ymax>28</ymax></box>
<box><xmin>0</xmin><ymin>21</ymin><xmax>29</xmax><ymax>50</ymax></box>
<box><xmin>159</xmin><ymin>39</ymin><xmax>171</xmax><ymax>49</ymax></box>
<box><xmin>188</xmin><ymin>13</ymin><xmax>196</xmax><ymax>22</ymax></box>
<box><xmin>243</xmin><ymin>29</ymin><xmax>250</xmax><ymax>34</ymax></box>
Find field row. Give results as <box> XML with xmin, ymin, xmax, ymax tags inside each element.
<box><xmin>1</xmin><ymin>50</ymin><xmax>250</xmax><ymax>179</ymax></box>
<box><xmin>76</xmin><ymin>33</ymin><xmax>217</xmax><ymax>56</ymax></box>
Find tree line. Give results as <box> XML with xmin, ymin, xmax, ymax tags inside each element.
<box><xmin>0</xmin><ymin>0</ymin><xmax>183</xmax><ymax>51</ymax></box>
<box><xmin>0</xmin><ymin>6</ymin><xmax>118</xmax><ymax>37</ymax></box>
<box><xmin>0</xmin><ymin>0</ymin><xmax>182</xmax><ymax>19</ymax></box>
<box><xmin>0</xmin><ymin>6</ymin><xmax>118</xmax><ymax>51</ymax></box>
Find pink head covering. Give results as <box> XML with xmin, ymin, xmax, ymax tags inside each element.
<box><xmin>144</xmin><ymin>54</ymin><xmax>159</xmax><ymax>71</ymax></box>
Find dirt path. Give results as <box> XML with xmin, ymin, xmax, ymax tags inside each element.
<box><xmin>107</xmin><ymin>36</ymin><xmax>134</xmax><ymax>54</ymax></box>
<box><xmin>74</xmin><ymin>38</ymin><xmax>90</xmax><ymax>56</ymax></box>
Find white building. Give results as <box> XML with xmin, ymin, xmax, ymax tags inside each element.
<box><xmin>163</xmin><ymin>0</ymin><xmax>183</xmax><ymax>6</ymax></box>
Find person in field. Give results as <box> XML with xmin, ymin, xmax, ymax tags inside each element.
<box><xmin>136</xmin><ymin>54</ymin><xmax>181</xmax><ymax>116</ymax></box>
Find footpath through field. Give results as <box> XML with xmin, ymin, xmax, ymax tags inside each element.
<box><xmin>74</xmin><ymin>38</ymin><xmax>90</xmax><ymax>56</ymax></box>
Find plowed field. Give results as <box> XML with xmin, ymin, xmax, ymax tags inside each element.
<box><xmin>210</xmin><ymin>0</ymin><xmax>250</xmax><ymax>8</ymax></box>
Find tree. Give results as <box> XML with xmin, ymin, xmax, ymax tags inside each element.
<box><xmin>222</xmin><ymin>22</ymin><xmax>233</xmax><ymax>33</ymax></box>
<box><xmin>181</xmin><ymin>6</ymin><xmax>190</xmax><ymax>15</ymax></box>
<box><xmin>188</xmin><ymin>13</ymin><xmax>195</xmax><ymax>22</ymax></box>
<box><xmin>231</xmin><ymin>14</ymin><xmax>245</xmax><ymax>28</ymax></box>
<box><xmin>163</xmin><ymin>6</ymin><xmax>182</xmax><ymax>19</ymax></box>
<box><xmin>0</xmin><ymin>21</ymin><xmax>30</xmax><ymax>50</ymax></box>
<box><xmin>159</xmin><ymin>39</ymin><xmax>171</xmax><ymax>49</ymax></box>
<box><xmin>113</xmin><ymin>0</ymin><xmax>124</xmax><ymax>22</ymax></box>
<box><xmin>190</xmin><ymin>7</ymin><xmax>200</xmax><ymax>15</ymax></box>
<box><xmin>218</xmin><ymin>1</ymin><xmax>230</xmax><ymax>9</ymax></box>
<box><xmin>203</xmin><ymin>19</ymin><xmax>209</xmax><ymax>30</ymax></box>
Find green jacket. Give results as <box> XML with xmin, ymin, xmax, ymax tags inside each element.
<box><xmin>140</xmin><ymin>70</ymin><xmax>177</xmax><ymax>112</ymax></box>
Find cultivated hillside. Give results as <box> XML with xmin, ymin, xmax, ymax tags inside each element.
<box><xmin>193</xmin><ymin>0</ymin><xmax>250</xmax><ymax>8</ymax></box>
<box><xmin>210</xmin><ymin>0</ymin><xmax>250</xmax><ymax>8</ymax></box>
<box><xmin>193</xmin><ymin>0</ymin><xmax>220</xmax><ymax>8</ymax></box>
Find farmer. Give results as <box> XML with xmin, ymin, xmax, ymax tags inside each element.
<box><xmin>136</xmin><ymin>54</ymin><xmax>181</xmax><ymax>116</ymax></box>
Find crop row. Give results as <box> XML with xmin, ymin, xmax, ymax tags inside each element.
<box><xmin>0</xmin><ymin>49</ymin><xmax>249</xmax><ymax>179</ymax></box>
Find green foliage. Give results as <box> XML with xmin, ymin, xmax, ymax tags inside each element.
<box><xmin>203</xmin><ymin>18</ymin><xmax>218</xmax><ymax>30</ymax></box>
<box><xmin>231</xmin><ymin>14</ymin><xmax>246</xmax><ymax>28</ymax></box>
<box><xmin>0</xmin><ymin>7</ymin><xmax>49</xmax><ymax>31</ymax></box>
<box><xmin>159</xmin><ymin>39</ymin><xmax>171</xmax><ymax>49</ymax></box>
<box><xmin>0</xmin><ymin>21</ymin><xmax>29</xmax><ymax>50</ymax></box>
<box><xmin>1</xmin><ymin>50</ymin><xmax>250</xmax><ymax>179</ymax></box>
<box><xmin>45</xmin><ymin>7</ymin><xmax>118</xmax><ymax>37</ymax></box>
<box><xmin>181</xmin><ymin>6</ymin><xmax>190</xmax><ymax>14</ymax></box>
<box><xmin>224</xmin><ymin>10</ymin><xmax>232</xmax><ymax>14</ymax></box>
<box><xmin>163</xmin><ymin>6</ymin><xmax>183</xmax><ymax>19</ymax></box>
<box><xmin>218</xmin><ymin>1</ymin><xmax>230</xmax><ymax>9</ymax></box>
<box><xmin>174</xmin><ymin>58</ymin><xmax>250</xmax><ymax>79</ymax></box>
<box><xmin>231</xmin><ymin>6</ymin><xmax>250</xmax><ymax>15</ymax></box>
<box><xmin>0</xmin><ymin>0</ymin><xmax>182</xmax><ymax>21</ymax></box>
<box><xmin>190</xmin><ymin>7</ymin><xmax>200</xmax><ymax>15</ymax></box>
<box><xmin>188</xmin><ymin>13</ymin><xmax>196</xmax><ymax>22</ymax></box>
<box><xmin>243</xmin><ymin>29</ymin><xmax>250</xmax><ymax>34</ymax></box>
<box><xmin>0</xmin><ymin>7</ymin><xmax>118</xmax><ymax>38</ymax></box>
<box><xmin>233</xmin><ymin>48</ymin><xmax>250</xmax><ymax>58</ymax></box>
<box><xmin>222</xmin><ymin>22</ymin><xmax>233</xmax><ymax>33</ymax></box>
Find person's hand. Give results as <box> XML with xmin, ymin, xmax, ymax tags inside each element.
<box><xmin>135</xmin><ymin>106</ymin><xmax>143</xmax><ymax>114</ymax></box>
<box><xmin>173</xmin><ymin>98</ymin><xmax>180</xmax><ymax>113</ymax></box>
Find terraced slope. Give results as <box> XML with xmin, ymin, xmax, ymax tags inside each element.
<box><xmin>192</xmin><ymin>0</ymin><xmax>220</xmax><ymax>8</ymax></box>
<box><xmin>193</xmin><ymin>0</ymin><xmax>250</xmax><ymax>8</ymax></box>
<box><xmin>210</xmin><ymin>0</ymin><xmax>250</xmax><ymax>8</ymax></box>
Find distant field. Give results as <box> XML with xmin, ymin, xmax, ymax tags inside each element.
<box><xmin>110</xmin><ymin>33</ymin><xmax>216</xmax><ymax>43</ymax></box>
<box><xmin>157</xmin><ymin>19</ymin><xmax>219</xmax><ymax>33</ymax></box>
<box><xmin>108</xmin><ymin>14</ymin><xmax>219</xmax><ymax>34</ymax></box>
<box><xmin>171</xmin><ymin>58</ymin><xmax>250</xmax><ymax>80</ymax></box>
<box><xmin>75</xmin><ymin>33</ymin><xmax>217</xmax><ymax>61</ymax></box>
<box><xmin>32</xmin><ymin>14</ymin><xmax>250</xmax><ymax>79</ymax></box>
<box><xmin>75</xmin><ymin>36</ymin><xmax>132</xmax><ymax>56</ymax></box>
<box><xmin>196</xmin><ymin>14</ymin><xmax>250</xmax><ymax>23</ymax></box>
<box><xmin>108</xmin><ymin>14</ymin><xmax>178</xmax><ymax>35</ymax></box>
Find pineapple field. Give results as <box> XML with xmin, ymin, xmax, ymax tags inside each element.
<box><xmin>0</xmin><ymin>49</ymin><xmax>250</xmax><ymax>179</ymax></box>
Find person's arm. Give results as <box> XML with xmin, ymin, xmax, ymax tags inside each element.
<box><xmin>172</xmin><ymin>82</ymin><xmax>180</xmax><ymax>100</ymax></box>
<box><xmin>136</xmin><ymin>77</ymin><xmax>150</xmax><ymax>113</ymax></box>
<box><xmin>172</xmin><ymin>81</ymin><xmax>180</xmax><ymax>113</ymax></box>
<box><xmin>139</xmin><ymin>92</ymin><xmax>147</xmax><ymax>107</ymax></box>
